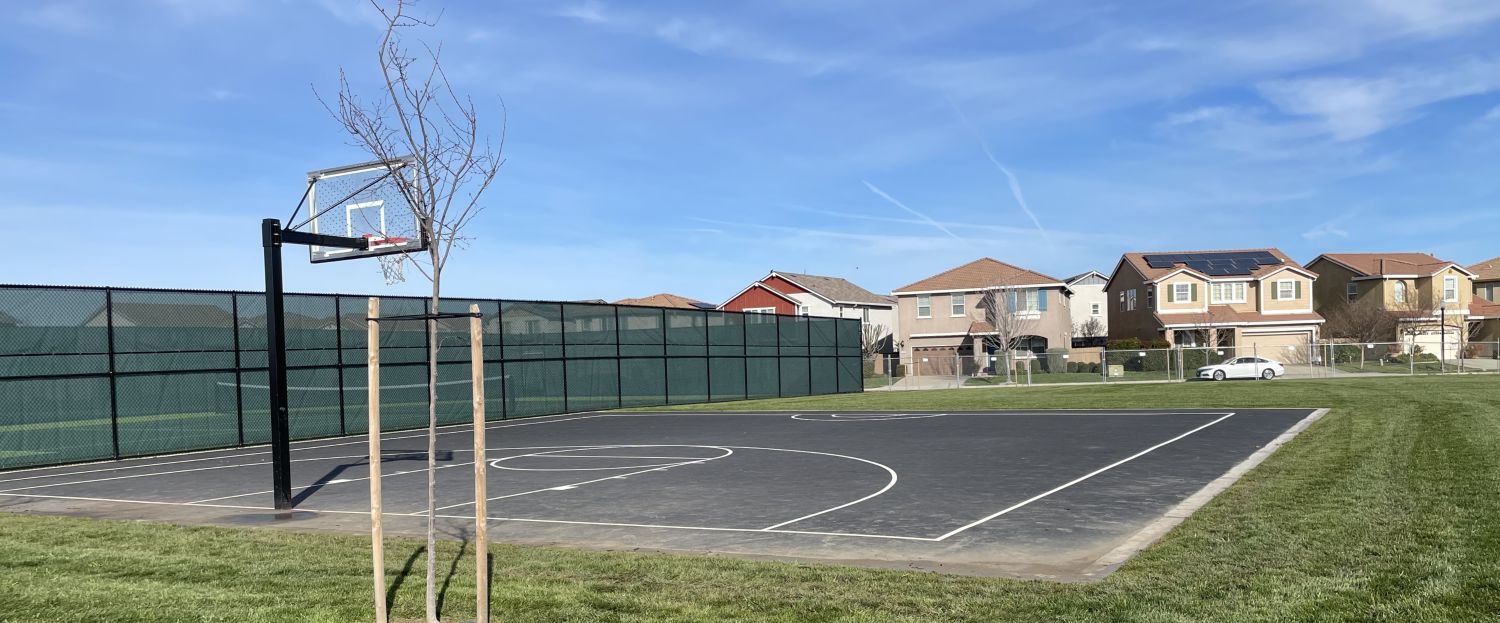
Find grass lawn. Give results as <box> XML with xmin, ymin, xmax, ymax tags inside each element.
<box><xmin>4</xmin><ymin>376</ymin><xmax>1500</xmax><ymax>622</ymax></box>
<box><xmin>863</xmin><ymin>375</ymin><xmax>895</xmax><ymax>388</ymax></box>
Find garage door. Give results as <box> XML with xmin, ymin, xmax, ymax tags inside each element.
<box><xmin>1409</xmin><ymin>327</ymin><xmax>1462</xmax><ymax>359</ymax></box>
<box><xmin>1239</xmin><ymin>331</ymin><xmax>1312</xmax><ymax>363</ymax></box>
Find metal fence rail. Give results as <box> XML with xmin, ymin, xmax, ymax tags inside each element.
<box><xmin>0</xmin><ymin>285</ymin><xmax>862</xmax><ymax>470</ymax></box>
<box><xmin>863</xmin><ymin>341</ymin><xmax>1500</xmax><ymax>390</ymax></box>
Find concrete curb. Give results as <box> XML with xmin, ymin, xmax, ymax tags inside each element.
<box><xmin>1078</xmin><ymin>407</ymin><xmax>1331</xmax><ymax>579</ymax></box>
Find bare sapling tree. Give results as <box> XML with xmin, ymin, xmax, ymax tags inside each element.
<box><xmin>1389</xmin><ymin>281</ymin><xmax>1443</xmax><ymax>356</ymax></box>
<box><xmin>860</xmin><ymin>323</ymin><xmax>889</xmax><ymax>359</ymax></box>
<box><xmin>1074</xmin><ymin>317</ymin><xmax>1104</xmax><ymax>340</ymax></box>
<box><xmin>1324</xmin><ymin>297</ymin><xmax>1399</xmax><ymax>344</ymax></box>
<box><xmin>322</xmin><ymin>1</ymin><xmax>505</xmax><ymax>621</ymax></box>
<box><xmin>978</xmin><ymin>277</ymin><xmax>1040</xmax><ymax>383</ymax></box>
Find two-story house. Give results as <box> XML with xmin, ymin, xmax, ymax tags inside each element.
<box><xmin>891</xmin><ymin>258</ymin><xmax>1072</xmax><ymax>372</ymax></box>
<box><xmin>719</xmin><ymin>270</ymin><xmax>897</xmax><ymax>349</ymax></box>
<box><xmin>1065</xmin><ymin>271</ymin><xmax>1109</xmax><ymax>342</ymax></box>
<box><xmin>1470</xmin><ymin>257</ymin><xmax>1500</xmax><ymax>342</ymax></box>
<box><xmin>1307</xmin><ymin>253</ymin><xmax>1475</xmax><ymax>358</ymax></box>
<box><xmin>1107</xmin><ymin>249</ymin><xmax>1324</xmax><ymax>351</ymax></box>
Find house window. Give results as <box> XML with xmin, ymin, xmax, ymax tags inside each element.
<box><xmin>862</xmin><ymin>308</ymin><xmax>871</xmax><ymax>323</ymax></box>
<box><xmin>1118</xmin><ymin>290</ymin><xmax>1125</xmax><ymax>311</ymax></box>
<box><xmin>1091</xmin><ymin>303</ymin><xmax>1100</xmax><ymax>316</ymax></box>
<box><xmin>1015</xmin><ymin>289</ymin><xmax>1039</xmax><ymax>313</ymax></box>
<box><xmin>1126</xmin><ymin>289</ymin><xmax>1137</xmax><ymax>311</ymax></box>
<box><xmin>799</xmin><ymin>305</ymin><xmax>810</xmax><ymax>316</ymax></box>
<box><xmin>1393</xmin><ymin>281</ymin><xmax>1408</xmax><ymax>304</ymax></box>
<box><xmin>1443</xmin><ymin>276</ymin><xmax>1458</xmax><ymax>302</ymax></box>
<box><xmin>1146</xmin><ymin>287</ymin><xmax>1154</xmax><ymax>309</ymax></box>
<box><xmin>1211</xmin><ymin>282</ymin><xmax>1247</xmax><ymax>304</ymax></box>
<box><xmin>1171</xmin><ymin>283</ymin><xmax>1192</xmax><ymax>303</ymax></box>
<box><xmin>1275</xmin><ymin>280</ymin><xmax>1297</xmax><ymax>300</ymax></box>
<box><xmin>743</xmin><ymin>307</ymin><xmax>776</xmax><ymax>314</ymax></box>
<box><xmin>1346</xmin><ymin>282</ymin><xmax>1358</xmax><ymax>303</ymax></box>
<box><xmin>951</xmin><ymin>293</ymin><xmax>966</xmax><ymax>317</ymax></box>
<box><xmin>916</xmin><ymin>295</ymin><xmax>931</xmax><ymax>318</ymax></box>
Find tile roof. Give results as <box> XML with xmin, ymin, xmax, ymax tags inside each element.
<box><xmin>968</xmin><ymin>321</ymin><xmax>996</xmax><ymax>334</ymax></box>
<box><xmin>1154</xmin><ymin>306</ymin><xmax>1324</xmax><ymax>327</ymax></box>
<box><xmin>893</xmin><ymin>258</ymin><xmax>1061</xmax><ymax>293</ymax></box>
<box><xmin>772</xmin><ymin>272</ymin><xmax>894</xmax><ymax>306</ymax></box>
<box><xmin>1315</xmin><ymin>253</ymin><xmax>1458</xmax><ymax>277</ymax></box>
<box><xmin>1469</xmin><ymin>256</ymin><xmax>1500</xmax><ymax>282</ymax></box>
<box><xmin>1120</xmin><ymin>248</ymin><xmax>1309</xmax><ymax>282</ymax></box>
<box><xmin>1470</xmin><ymin>299</ymin><xmax>1500</xmax><ymax>318</ymax></box>
<box><xmin>613</xmin><ymin>293</ymin><xmax>711</xmax><ymax>309</ymax></box>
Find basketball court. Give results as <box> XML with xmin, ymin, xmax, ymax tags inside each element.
<box><xmin>0</xmin><ymin>408</ymin><xmax>1324</xmax><ymax>580</ymax></box>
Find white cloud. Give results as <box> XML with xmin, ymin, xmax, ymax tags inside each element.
<box><xmin>1302</xmin><ymin>210</ymin><xmax>1359</xmax><ymax>240</ymax></box>
<box><xmin>557</xmin><ymin>0</ymin><xmax>608</xmax><ymax>24</ymax></box>
<box><xmin>1258</xmin><ymin>57</ymin><xmax>1500</xmax><ymax>140</ymax></box>
<box><xmin>21</xmin><ymin>4</ymin><xmax>101</xmax><ymax>34</ymax></box>
<box><xmin>1482</xmin><ymin>105</ymin><xmax>1500</xmax><ymax>123</ymax></box>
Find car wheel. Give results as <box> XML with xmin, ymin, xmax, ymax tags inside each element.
<box><xmin>1261</xmin><ymin>368</ymin><xmax>1275</xmax><ymax>380</ymax></box>
<box><xmin>1213</xmin><ymin>370</ymin><xmax>1226</xmax><ymax>381</ymax></box>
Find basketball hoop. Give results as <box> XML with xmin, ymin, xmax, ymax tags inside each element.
<box><xmin>378</xmin><ymin>253</ymin><xmax>407</xmax><ymax>284</ymax></box>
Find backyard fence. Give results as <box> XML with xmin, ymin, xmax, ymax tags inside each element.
<box><xmin>866</xmin><ymin>340</ymin><xmax>1500</xmax><ymax>390</ymax></box>
<box><xmin>0</xmin><ymin>285</ymin><xmax>862</xmax><ymax>470</ymax></box>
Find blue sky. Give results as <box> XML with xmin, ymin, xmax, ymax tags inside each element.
<box><xmin>3</xmin><ymin>0</ymin><xmax>1499</xmax><ymax>303</ymax></box>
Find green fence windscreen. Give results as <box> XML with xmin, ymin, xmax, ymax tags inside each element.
<box><xmin>0</xmin><ymin>286</ymin><xmax>862</xmax><ymax>469</ymax></box>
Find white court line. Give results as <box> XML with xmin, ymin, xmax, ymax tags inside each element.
<box><xmin>182</xmin><ymin>445</ymin><xmax>617</xmax><ymax>504</ymax></box>
<box><xmin>931</xmin><ymin>411</ymin><xmax>1238</xmax><ymax>542</ymax></box>
<box><xmin>432</xmin><ymin>446</ymin><xmax>735</xmax><ymax>513</ymax></box>
<box><xmin>0</xmin><ymin>491</ymin><xmax>933</xmax><ymax>541</ymax></box>
<box><xmin>789</xmin><ymin>413</ymin><xmax>950</xmax><ymax>422</ymax></box>
<box><xmin>0</xmin><ymin>413</ymin><xmax>607</xmax><ymax>486</ymax></box>
<box><xmin>0</xmin><ymin>453</ymin><xmax>373</xmax><ymax>494</ymax></box>
<box><xmin>760</xmin><ymin>451</ymin><xmax>899</xmax><ymax>531</ymax></box>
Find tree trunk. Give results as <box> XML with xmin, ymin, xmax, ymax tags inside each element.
<box><xmin>426</xmin><ymin>268</ymin><xmax>440</xmax><ymax>623</ymax></box>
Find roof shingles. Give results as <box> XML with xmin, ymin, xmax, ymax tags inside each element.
<box><xmin>1317</xmin><ymin>253</ymin><xmax>1459</xmax><ymax>277</ymax></box>
<box><xmin>893</xmin><ymin>258</ymin><xmax>1060</xmax><ymax>293</ymax></box>
<box><xmin>773</xmin><ymin>272</ymin><xmax>894</xmax><ymax>306</ymax></box>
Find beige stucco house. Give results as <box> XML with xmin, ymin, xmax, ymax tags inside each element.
<box><xmin>1106</xmin><ymin>249</ymin><xmax>1324</xmax><ymax>352</ymax></box>
<box><xmin>891</xmin><ymin>258</ymin><xmax>1072</xmax><ymax>373</ymax></box>
<box><xmin>1307</xmin><ymin>253</ymin><xmax>1476</xmax><ymax>358</ymax></box>
<box><xmin>1471</xmin><ymin>257</ymin><xmax>1500</xmax><ymax>343</ymax></box>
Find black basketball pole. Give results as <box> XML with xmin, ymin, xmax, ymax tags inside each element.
<box><xmin>263</xmin><ymin>218</ymin><xmax>294</xmax><ymax>510</ymax></box>
<box><xmin>262</xmin><ymin>217</ymin><xmax>370</xmax><ymax>511</ymax></box>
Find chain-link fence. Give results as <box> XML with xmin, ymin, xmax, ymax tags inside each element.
<box><xmin>0</xmin><ymin>285</ymin><xmax>862</xmax><ymax>470</ymax></box>
<box><xmin>864</xmin><ymin>339</ymin><xmax>1500</xmax><ymax>390</ymax></box>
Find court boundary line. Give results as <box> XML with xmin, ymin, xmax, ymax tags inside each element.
<box><xmin>0</xmin><ymin>413</ymin><xmax>609</xmax><ymax>485</ymax></box>
<box><xmin>932</xmin><ymin>411</ymin><xmax>1239</xmax><ymax>541</ymax></box>
<box><xmin>1078</xmin><ymin>407</ymin><xmax>1329</xmax><ymax>578</ymax></box>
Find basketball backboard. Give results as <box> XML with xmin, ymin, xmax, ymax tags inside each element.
<box><xmin>304</xmin><ymin>157</ymin><xmax>427</xmax><ymax>263</ymax></box>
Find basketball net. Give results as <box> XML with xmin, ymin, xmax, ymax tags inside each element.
<box><xmin>378</xmin><ymin>254</ymin><xmax>407</xmax><ymax>284</ymax></box>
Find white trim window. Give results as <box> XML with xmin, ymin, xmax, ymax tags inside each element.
<box><xmin>1091</xmin><ymin>303</ymin><xmax>1101</xmax><ymax>316</ymax></box>
<box><xmin>1126</xmin><ymin>289</ymin><xmax>1138</xmax><ymax>311</ymax></box>
<box><xmin>1393</xmin><ymin>280</ymin><xmax>1408</xmax><ymax>304</ymax></box>
<box><xmin>799</xmin><ymin>305</ymin><xmax>810</xmax><ymax>316</ymax></box>
<box><xmin>1211</xmin><ymin>282</ymin><xmax>1247</xmax><ymax>304</ymax></box>
<box><xmin>862</xmin><ymin>308</ymin><xmax>871</xmax><ymax>323</ymax></box>
<box><xmin>1346</xmin><ymin>282</ymin><xmax>1358</xmax><ymax>303</ymax></box>
<box><xmin>743</xmin><ymin>307</ymin><xmax>776</xmax><ymax>314</ymax></box>
<box><xmin>1443</xmin><ymin>276</ymin><xmax>1458</xmax><ymax>302</ymax></box>
<box><xmin>1275</xmin><ymin>280</ymin><xmax>1297</xmax><ymax>300</ymax></box>
<box><xmin>1171</xmin><ymin>283</ymin><xmax>1192</xmax><ymax>303</ymax></box>
<box><xmin>916</xmin><ymin>295</ymin><xmax>931</xmax><ymax>318</ymax></box>
<box><xmin>951</xmin><ymin>292</ymin><xmax>966</xmax><ymax>317</ymax></box>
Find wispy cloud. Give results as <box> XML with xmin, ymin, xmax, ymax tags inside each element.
<box><xmin>554</xmin><ymin>2</ymin><xmax>846</xmax><ymax>72</ymax></box>
<box><xmin>1257</xmin><ymin>57</ymin><xmax>1500</xmax><ymax>140</ymax></box>
<box><xmin>943</xmin><ymin>96</ymin><xmax>1052</xmax><ymax>249</ymax></box>
<box><xmin>1302</xmin><ymin>209</ymin><xmax>1360</xmax><ymax>240</ymax></box>
<box><xmin>557</xmin><ymin>0</ymin><xmax>608</xmax><ymax>24</ymax></box>
<box><xmin>861</xmin><ymin>181</ymin><xmax>965</xmax><ymax>242</ymax></box>
<box><xmin>21</xmin><ymin>4</ymin><xmax>102</xmax><ymax>34</ymax></box>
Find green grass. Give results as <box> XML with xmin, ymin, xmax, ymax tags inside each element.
<box><xmin>4</xmin><ymin>376</ymin><xmax>1500</xmax><ymax>622</ymax></box>
<box><xmin>863</xmin><ymin>375</ymin><xmax>895</xmax><ymax>388</ymax></box>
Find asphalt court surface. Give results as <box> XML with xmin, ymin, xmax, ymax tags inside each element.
<box><xmin>0</xmin><ymin>408</ymin><xmax>1323</xmax><ymax>579</ymax></box>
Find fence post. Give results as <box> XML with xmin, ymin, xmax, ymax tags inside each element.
<box><xmin>105</xmin><ymin>288</ymin><xmax>120</xmax><ymax>460</ymax></box>
<box><xmin>954</xmin><ymin>353</ymin><xmax>960</xmax><ymax>389</ymax></box>
<box><xmin>231</xmin><ymin>292</ymin><xmax>244</xmax><ymax>447</ymax></box>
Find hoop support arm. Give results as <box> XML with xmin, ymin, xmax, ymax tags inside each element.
<box><xmin>281</xmin><ymin>229</ymin><xmax>371</xmax><ymax>250</ymax></box>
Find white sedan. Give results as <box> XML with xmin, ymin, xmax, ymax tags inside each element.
<box><xmin>1196</xmin><ymin>356</ymin><xmax>1284</xmax><ymax>381</ymax></box>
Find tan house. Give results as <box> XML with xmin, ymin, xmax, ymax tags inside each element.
<box><xmin>1106</xmin><ymin>249</ymin><xmax>1324</xmax><ymax>351</ymax></box>
<box><xmin>1468</xmin><ymin>257</ymin><xmax>1500</xmax><ymax>342</ymax></box>
<box><xmin>613</xmin><ymin>293</ymin><xmax>715</xmax><ymax>310</ymax></box>
<box><xmin>891</xmin><ymin>258</ymin><xmax>1072</xmax><ymax>372</ymax></box>
<box><xmin>1307</xmin><ymin>253</ymin><xmax>1475</xmax><ymax>358</ymax></box>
